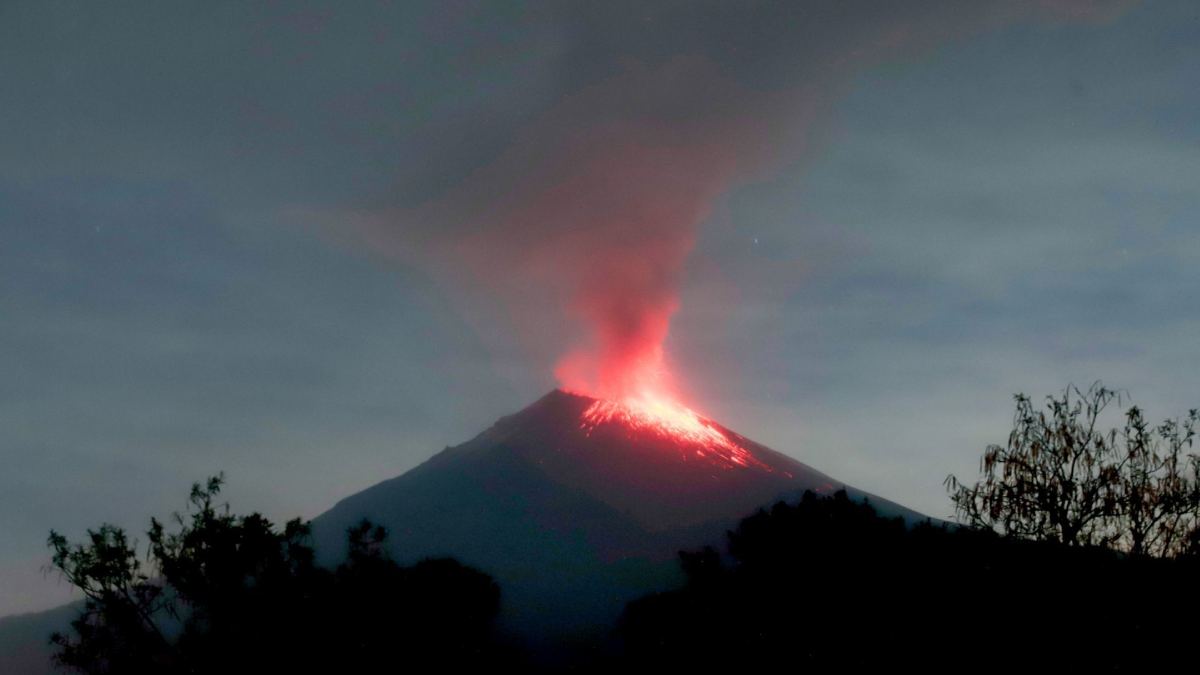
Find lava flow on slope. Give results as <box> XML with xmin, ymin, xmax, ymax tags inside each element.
<box><xmin>578</xmin><ymin>394</ymin><xmax>775</xmax><ymax>473</ymax></box>
<box><xmin>468</xmin><ymin>388</ymin><xmax>816</xmax><ymax>532</ymax></box>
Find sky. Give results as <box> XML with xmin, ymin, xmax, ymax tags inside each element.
<box><xmin>3</xmin><ymin>0</ymin><xmax>1199</xmax><ymax>615</ymax></box>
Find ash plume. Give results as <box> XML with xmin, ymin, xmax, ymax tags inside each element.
<box><xmin>344</xmin><ymin>0</ymin><xmax>1131</xmax><ymax>401</ymax></box>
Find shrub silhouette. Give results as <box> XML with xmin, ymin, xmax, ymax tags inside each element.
<box><xmin>946</xmin><ymin>383</ymin><xmax>1200</xmax><ymax>556</ymax></box>
<box><xmin>619</xmin><ymin>489</ymin><xmax>1197</xmax><ymax>671</ymax></box>
<box><xmin>47</xmin><ymin>474</ymin><xmax>504</xmax><ymax>673</ymax></box>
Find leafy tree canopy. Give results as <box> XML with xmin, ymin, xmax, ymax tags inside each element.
<box><xmin>946</xmin><ymin>383</ymin><xmax>1200</xmax><ymax>557</ymax></box>
<box><xmin>48</xmin><ymin>474</ymin><xmax>504</xmax><ymax>674</ymax></box>
<box><xmin>620</xmin><ymin>489</ymin><xmax>1198</xmax><ymax>671</ymax></box>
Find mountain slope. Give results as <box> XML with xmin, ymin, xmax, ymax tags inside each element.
<box><xmin>310</xmin><ymin>389</ymin><xmax>927</xmax><ymax>639</ymax></box>
<box><xmin>0</xmin><ymin>603</ymin><xmax>79</xmax><ymax>675</ymax></box>
<box><xmin>2</xmin><ymin>389</ymin><xmax>930</xmax><ymax>666</ymax></box>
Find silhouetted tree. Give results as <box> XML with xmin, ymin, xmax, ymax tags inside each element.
<box><xmin>945</xmin><ymin>383</ymin><xmax>1200</xmax><ymax>557</ymax></box>
<box><xmin>619</xmin><ymin>489</ymin><xmax>1197</xmax><ymax>671</ymax></box>
<box><xmin>47</xmin><ymin>474</ymin><xmax>505</xmax><ymax>674</ymax></box>
<box><xmin>1110</xmin><ymin>404</ymin><xmax>1200</xmax><ymax>557</ymax></box>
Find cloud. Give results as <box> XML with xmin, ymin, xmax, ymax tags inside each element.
<box><xmin>336</xmin><ymin>0</ymin><xmax>1133</xmax><ymax>400</ymax></box>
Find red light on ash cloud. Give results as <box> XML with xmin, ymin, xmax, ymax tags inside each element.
<box><xmin>336</xmin><ymin>1</ymin><xmax>1130</xmax><ymax>437</ymax></box>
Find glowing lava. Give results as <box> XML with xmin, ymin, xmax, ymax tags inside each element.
<box><xmin>578</xmin><ymin>392</ymin><xmax>772</xmax><ymax>472</ymax></box>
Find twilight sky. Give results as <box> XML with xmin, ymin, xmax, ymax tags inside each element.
<box><xmin>3</xmin><ymin>0</ymin><xmax>1198</xmax><ymax>615</ymax></box>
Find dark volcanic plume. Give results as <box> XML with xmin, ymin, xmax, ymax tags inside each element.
<box><xmin>346</xmin><ymin>0</ymin><xmax>1130</xmax><ymax>405</ymax></box>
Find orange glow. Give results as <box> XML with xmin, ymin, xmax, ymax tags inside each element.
<box><xmin>578</xmin><ymin>391</ymin><xmax>772</xmax><ymax>471</ymax></box>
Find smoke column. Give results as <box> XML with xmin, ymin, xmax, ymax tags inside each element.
<box><xmin>346</xmin><ymin>0</ymin><xmax>1131</xmax><ymax>404</ymax></box>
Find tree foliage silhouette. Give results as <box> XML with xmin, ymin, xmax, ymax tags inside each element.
<box><xmin>47</xmin><ymin>474</ymin><xmax>504</xmax><ymax>674</ymax></box>
<box><xmin>619</xmin><ymin>489</ymin><xmax>1198</xmax><ymax>671</ymax></box>
<box><xmin>945</xmin><ymin>383</ymin><xmax>1200</xmax><ymax>557</ymax></box>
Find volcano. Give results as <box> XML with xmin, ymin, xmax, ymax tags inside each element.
<box><xmin>310</xmin><ymin>389</ymin><xmax>926</xmax><ymax>640</ymax></box>
<box><xmin>0</xmin><ymin>389</ymin><xmax>930</xmax><ymax>670</ymax></box>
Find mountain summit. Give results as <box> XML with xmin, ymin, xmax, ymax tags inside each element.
<box><xmin>0</xmin><ymin>390</ymin><xmax>928</xmax><ymax>669</ymax></box>
<box><xmin>311</xmin><ymin>389</ymin><xmax>925</xmax><ymax>639</ymax></box>
<box><xmin>454</xmin><ymin>389</ymin><xmax>838</xmax><ymax>531</ymax></box>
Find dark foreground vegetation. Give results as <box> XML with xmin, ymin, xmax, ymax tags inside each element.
<box><xmin>620</xmin><ymin>383</ymin><xmax>1200</xmax><ymax>672</ymax></box>
<box><xmin>47</xmin><ymin>476</ymin><xmax>509</xmax><ymax>674</ymax></box>
<box><xmin>618</xmin><ymin>489</ymin><xmax>1197</xmax><ymax>671</ymax></box>
<box><xmin>45</xmin><ymin>384</ymin><xmax>1198</xmax><ymax>672</ymax></box>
